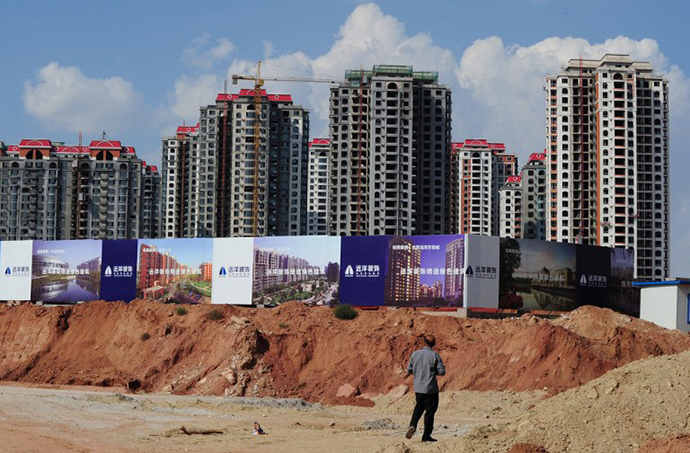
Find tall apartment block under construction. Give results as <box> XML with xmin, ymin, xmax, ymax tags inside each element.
<box><xmin>455</xmin><ymin>139</ymin><xmax>518</xmax><ymax>236</ymax></box>
<box><xmin>499</xmin><ymin>152</ymin><xmax>547</xmax><ymax>240</ymax></box>
<box><xmin>546</xmin><ymin>54</ymin><xmax>669</xmax><ymax>279</ymax></box>
<box><xmin>161</xmin><ymin>90</ymin><xmax>310</xmax><ymax>238</ymax></box>
<box><xmin>329</xmin><ymin>65</ymin><xmax>454</xmax><ymax>236</ymax></box>
<box><xmin>0</xmin><ymin>139</ymin><xmax>160</xmax><ymax>240</ymax></box>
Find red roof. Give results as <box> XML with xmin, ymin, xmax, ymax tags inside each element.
<box><xmin>54</xmin><ymin>146</ymin><xmax>89</xmax><ymax>154</ymax></box>
<box><xmin>89</xmin><ymin>140</ymin><xmax>122</xmax><ymax>150</ymax></box>
<box><xmin>6</xmin><ymin>145</ymin><xmax>20</xmax><ymax>153</ymax></box>
<box><xmin>529</xmin><ymin>153</ymin><xmax>546</xmax><ymax>161</ymax></box>
<box><xmin>176</xmin><ymin>125</ymin><xmax>199</xmax><ymax>134</ymax></box>
<box><xmin>239</xmin><ymin>89</ymin><xmax>267</xmax><ymax>97</ymax></box>
<box><xmin>506</xmin><ymin>175</ymin><xmax>522</xmax><ymax>183</ymax></box>
<box><xmin>124</xmin><ymin>146</ymin><xmax>135</xmax><ymax>154</ymax></box>
<box><xmin>149</xmin><ymin>165</ymin><xmax>158</xmax><ymax>172</ymax></box>
<box><xmin>267</xmin><ymin>94</ymin><xmax>292</xmax><ymax>102</ymax></box>
<box><xmin>452</xmin><ymin>139</ymin><xmax>505</xmax><ymax>149</ymax></box>
<box><xmin>18</xmin><ymin>139</ymin><xmax>52</xmax><ymax>149</ymax></box>
<box><xmin>309</xmin><ymin>138</ymin><xmax>330</xmax><ymax>147</ymax></box>
<box><xmin>216</xmin><ymin>93</ymin><xmax>239</xmax><ymax>101</ymax></box>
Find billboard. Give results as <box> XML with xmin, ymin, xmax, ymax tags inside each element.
<box><xmin>464</xmin><ymin>235</ymin><xmax>499</xmax><ymax>309</ymax></box>
<box><xmin>212</xmin><ymin>238</ymin><xmax>254</xmax><ymax>305</ymax></box>
<box><xmin>339</xmin><ymin>236</ymin><xmax>389</xmax><ymax>306</ymax></box>
<box><xmin>252</xmin><ymin>236</ymin><xmax>340</xmax><ymax>306</ymax></box>
<box><xmin>0</xmin><ymin>241</ymin><xmax>32</xmax><ymax>301</ymax></box>
<box><xmin>383</xmin><ymin>235</ymin><xmax>466</xmax><ymax>308</ymax></box>
<box><xmin>499</xmin><ymin>238</ymin><xmax>577</xmax><ymax>311</ymax></box>
<box><xmin>608</xmin><ymin>247</ymin><xmax>638</xmax><ymax>317</ymax></box>
<box><xmin>31</xmin><ymin>240</ymin><xmax>102</xmax><ymax>304</ymax></box>
<box><xmin>575</xmin><ymin>245</ymin><xmax>611</xmax><ymax>310</ymax></box>
<box><xmin>101</xmin><ymin>240</ymin><xmax>138</xmax><ymax>302</ymax></box>
<box><xmin>137</xmin><ymin>238</ymin><xmax>213</xmax><ymax>304</ymax></box>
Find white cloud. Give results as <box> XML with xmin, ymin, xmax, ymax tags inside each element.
<box><xmin>169</xmin><ymin>74</ymin><xmax>221</xmax><ymax>122</ymax></box>
<box><xmin>23</xmin><ymin>62</ymin><xmax>144</xmax><ymax>136</ymax></box>
<box><xmin>182</xmin><ymin>33</ymin><xmax>235</xmax><ymax>69</ymax></box>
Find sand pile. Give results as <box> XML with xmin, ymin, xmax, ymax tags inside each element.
<box><xmin>0</xmin><ymin>301</ymin><xmax>688</xmax><ymax>405</ymax></box>
<box><xmin>453</xmin><ymin>349</ymin><xmax>690</xmax><ymax>452</ymax></box>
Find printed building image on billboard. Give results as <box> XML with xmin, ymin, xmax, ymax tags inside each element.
<box><xmin>137</xmin><ymin>238</ymin><xmax>213</xmax><ymax>304</ymax></box>
<box><xmin>31</xmin><ymin>240</ymin><xmax>102</xmax><ymax>304</ymax></box>
<box><xmin>385</xmin><ymin>235</ymin><xmax>465</xmax><ymax>307</ymax></box>
<box><xmin>0</xmin><ymin>241</ymin><xmax>31</xmax><ymax>301</ymax></box>
<box><xmin>252</xmin><ymin>236</ymin><xmax>340</xmax><ymax>306</ymax></box>
<box><xmin>499</xmin><ymin>238</ymin><xmax>576</xmax><ymax>311</ymax></box>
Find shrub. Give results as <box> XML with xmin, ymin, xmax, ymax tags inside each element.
<box><xmin>207</xmin><ymin>309</ymin><xmax>224</xmax><ymax>321</ymax></box>
<box><xmin>278</xmin><ymin>322</ymin><xmax>289</xmax><ymax>329</ymax></box>
<box><xmin>140</xmin><ymin>332</ymin><xmax>151</xmax><ymax>341</ymax></box>
<box><xmin>175</xmin><ymin>306</ymin><xmax>188</xmax><ymax>316</ymax></box>
<box><xmin>333</xmin><ymin>304</ymin><xmax>358</xmax><ymax>320</ymax></box>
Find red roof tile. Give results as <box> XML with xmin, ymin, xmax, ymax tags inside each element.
<box><xmin>89</xmin><ymin>140</ymin><xmax>122</xmax><ymax>150</ymax></box>
<box><xmin>18</xmin><ymin>139</ymin><xmax>52</xmax><ymax>149</ymax></box>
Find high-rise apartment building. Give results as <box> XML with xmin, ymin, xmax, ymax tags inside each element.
<box><xmin>455</xmin><ymin>139</ymin><xmax>518</xmax><ymax>236</ymax></box>
<box><xmin>141</xmin><ymin>163</ymin><xmax>162</xmax><ymax>238</ymax></box>
<box><xmin>195</xmin><ymin>89</ymin><xmax>309</xmax><ymax>238</ymax></box>
<box><xmin>307</xmin><ymin>138</ymin><xmax>331</xmax><ymax>235</ymax></box>
<box><xmin>498</xmin><ymin>152</ymin><xmax>547</xmax><ymax>240</ymax></box>
<box><xmin>385</xmin><ymin>237</ymin><xmax>421</xmax><ymax>305</ymax></box>
<box><xmin>499</xmin><ymin>175</ymin><xmax>522</xmax><ymax>238</ymax></box>
<box><xmin>546</xmin><ymin>54</ymin><xmax>669</xmax><ymax>279</ymax></box>
<box><xmin>161</xmin><ymin>124</ymin><xmax>200</xmax><ymax>238</ymax></box>
<box><xmin>0</xmin><ymin>138</ymin><xmax>160</xmax><ymax>241</ymax></box>
<box><xmin>329</xmin><ymin>65</ymin><xmax>453</xmax><ymax>237</ymax></box>
<box><xmin>444</xmin><ymin>237</ymin><xmax>464</xmax><ymax>304</ymax></box>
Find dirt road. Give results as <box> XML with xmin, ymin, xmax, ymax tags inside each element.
<box><xmin>0</xmin><ymin>384</ymin><xmax>541</xmax><ymax>453</ymax></box>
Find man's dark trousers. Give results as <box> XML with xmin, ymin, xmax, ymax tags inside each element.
<box><xmin>409</xmin><ymin>392</ymin><xmax>439</xmax><ymax>438</ymax></box>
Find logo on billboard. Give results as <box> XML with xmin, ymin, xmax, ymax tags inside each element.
<box><xmin>4</xmin><ymin>266</ymin><xmax>30</xmax><ymax>277</ymax></box>
<box><xmin>218</xmin><ymin>266</ymin><xmax>251</xmax><ymax>278</ymax></box>
<box><xmin>104</xmin><ymin>265</ymin><xmax>134</xmax><ymax>278</ymax></box>
<box><xmin>345</xmin><ymin>265</ymin><xmax>354</xmax><ymax>277</ymax></box>
<box><xmin>579</xmin><ymin>274</ymin><xmax>607</xmax><ymax>288</ymax></box>
<box><xmin>466</xmin><ymin>266</ymin><xmax>474</xmax><ymax>276</ymax></box>
<box><xmin>345</xmin><ymin>264</ymin><xmax>380</xmax><ymax>278</ymax></box>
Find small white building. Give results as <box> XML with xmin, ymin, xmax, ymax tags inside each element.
<box><xmin>636</xmin><ymin>280</ymin><xmax>690</xmax><ymax>332</ymax></box>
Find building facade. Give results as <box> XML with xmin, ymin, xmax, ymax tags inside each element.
<box><xmin>307</xmin><ymin>138</ymin><xmax>331</xmax><ymax>235</ymax></box>
<box><xmin>455</xmin><ymin>139</ymin><xmax>518</xmax><ymax>236</ymax></box>
<box><xmin>0</xmin><ymin>138</ymin><xmax>160</xmax><ymax>241</ymax></box>
<box><xmin>195</xmin><ymin>90</ymin><xmax>309</xmax><ymax>238</ymax></box>
<box><xmin>499</xmin><ymin>175</ymin><xmax>522</xmax><ymax>238</ymax></box>
<box><xmin>546</xmin><ymin>54</ymin><xmax>669</xmax><ymax>279</ymax></box>
<box><xmin>329</xmin><ymin>65</ymin><xmax>454</xmax><ymax>237</ymax></box>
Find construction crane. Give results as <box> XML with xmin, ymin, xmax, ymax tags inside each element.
<box><xmin>230</xmin><ymin>61</ymin><xmax>339</xmax><ymax>236</ymax></box>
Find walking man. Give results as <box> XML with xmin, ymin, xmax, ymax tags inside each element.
<box><xmin>404</xmin><ymin>334</ymin><xmax>445</xmax><ymax>442</ymax></box>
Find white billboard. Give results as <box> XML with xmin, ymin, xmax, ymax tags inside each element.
<box><xmin>212</xmin><ymin>238</ymin><xmax>254</xmax><ymax>305</ymax></box>
<box><xmin>463</xmin><ymin>235</ymin><xmax>499</xmax><ymax>309</ymax></box>
<box><xmin>0</xmin><ymin>241</ymin><xmax>33</xmax><ymax>300</ymax></box>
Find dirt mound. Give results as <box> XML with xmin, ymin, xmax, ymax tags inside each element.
<box><xmin>0</xmin><ymin>301</ymin><xmax>688</xmax><ymax>404</ymax></box>
<box><xmin>639</xmin><ymin>434</ymin><xmax>690</xmax><ymax>453</ymax></box>
<box><xmin>455</xmin><ymin>349</ymin><xmax>690</xmax><ymax>452</ymax></box>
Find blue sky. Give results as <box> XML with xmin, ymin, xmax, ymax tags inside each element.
<box><xmin>3</xmin><ymin>0</ymin><xmax>690</xmax><ymax>275</ymax></box>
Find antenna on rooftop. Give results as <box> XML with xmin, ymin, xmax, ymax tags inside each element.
<box><xmin>78</xmin><ymin>131</ymin><xmax>82</xmax><ymax>146</ymax></box>
<box><xmin>224</xmin><ymin>79</ymin><xmax>228</xmax><ymax>94</ymax></box>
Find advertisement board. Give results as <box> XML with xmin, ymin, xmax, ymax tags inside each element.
<box><xmin>499</xmin><ymin>238</ymin><xmax>577</xmax><ymax>311</ymax></box>
<box><xmin>31</xmin><ymin>240</ymin><xmax>102</xmax><ymax>304</ymax></box>
<box><xmin>608</xmin><ymin>247</ymin><xmax>638</xmax><ymax>317</ymax></box>
<box><xmin>339</xmin><ymin>236</ymin><xmax>389</xmax><ymax>306</ymax></box>
<box><xmin>463</xmin><ymin>235</ymin><xmax>499</xmax><ymax>309</ymax></box>
<box><xmin>384</xmin><ymin>235</ymin><xmax>465</xmax><ymax>307</ymax></box>
<box><xmin>252</xmin><ymin>236</ymin><xmax>340</xmax><ymax>306</ymax></box>
<box><xmin>101</xmin><ymin>240</ymin><xmax>138</xmax><ymax>302</ymax></box>
<box><xmin>137</xmin><ymin>238</ymin><xmax>213</xmax><ymax>304</ymax></box>
<box><xmin>576</xmin><ymin>244</ymin><xmax>611</xmax><ymax>310</ymax></box>
<box><xmin>212</xmin><ymin>238</ymin><xmax>254</xmax><ymax>305</ymax></box>
<box><xmin>0</xmin><ymin>241</ymin><xmax>33</xmax><ymax>301</ymax></box>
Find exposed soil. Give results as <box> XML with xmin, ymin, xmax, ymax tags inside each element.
<box><xmin>0</xmin><ymin>301</ymin><xmax>689</xmax><ymax>404</ymax></box>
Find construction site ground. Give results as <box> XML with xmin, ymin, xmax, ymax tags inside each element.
<box><xmin>3</xmin><ymin>301</ymin><xmax>690</xmax><ymax>451</ymax></box>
